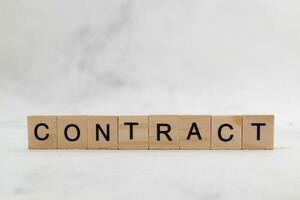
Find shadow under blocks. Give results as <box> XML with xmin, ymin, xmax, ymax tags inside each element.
<box><xmin>27</xmin><ymin>115</ymin><xmax>274</xmax><ymax>150</ymax></box>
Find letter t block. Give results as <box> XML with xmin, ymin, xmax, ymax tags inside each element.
<box><xmin>243</xmin><ymin>115</ymin><xmax>274</xmax><ymax>150</ymax></box>
<box><xmin>118</xmin><ymin>115</ymin><xmax>148</xmax><ymax>150</ymax></box>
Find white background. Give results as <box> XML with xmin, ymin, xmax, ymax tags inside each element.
<box><xmin>1</xmin><ymin>0</ymin><xmax>300</xmax><ymax>199</ymax></box>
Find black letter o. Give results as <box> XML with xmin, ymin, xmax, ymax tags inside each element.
<box><xmin>64</xmin><ymin>124</ymin><xmax>80</xmax><ymax>142</ymax></box>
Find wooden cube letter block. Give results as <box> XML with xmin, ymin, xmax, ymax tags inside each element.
<box><xmin>212</xmin><ymin>116</ymin><xmax>242</xmax><ymax>150</ymax></box>
<box><xmin>88</xmin><ymin>116</ymin><xmax>118</xmax><ymax>149</ymax></box>
<box><xmin>58</xmin><ymin>116</ymin><xmax>88</xmax><ymax>149</ymax></box>
<box><xmin>149</xmin><ymin>115</ymin><xmax>179</xmax><ymax>149</ymax></box>
<box><xmin>27</xmin><ymin>116</ymin><xmax>57</xmax><ymax>149</ymax></box>
<box><xmin>118</xmin><ymin>115</ymin><xmax>148</xmax><ymax>150</ymax></box>
<box><xmin>180</xmin><ymin>115</ymin><xmax>211</xmax><ymax>150</ymax></box>
<box><xmin>243</xmin><ymin>115</ymin><xmax>274</xmax><ymax>150</ymax></box>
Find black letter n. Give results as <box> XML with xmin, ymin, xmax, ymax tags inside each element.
<box><xmin>96</xmin><ymin>124</ymin><xmax>110</xmax><ymax>141</ymax></box>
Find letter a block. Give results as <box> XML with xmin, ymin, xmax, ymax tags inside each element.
<box><xmin>118</xmin><ymin>116</ymin><xmax>148</xmax><ymax>150</ymax></box>
<box><xmin>180</xmin><ymin>115</ymin><xmax>211</xmax><ymax>150</ymax></box>
<box><xmin>212</xmin><ymin>116</ymin><xmax>242</xmax><ymax>150</ymax></box>
<box><xmin>243</xmin><ymin>115</ymin><xmax>274</xmax><ymax>150</ymax></box>
<box><xmin>58</xmin><ymin>116</ymin><xmax>88</xmax><ymax>149</ymax></box>
<box><xmin>88</xmin><ymin>116</ymin><xmax>117</xmax><ymax>149</ymax></box>
<box><xmin>149</xmin><ymin>115</ymin><xmax>179</xmax><ymax>149</ymax></box>
<box><xmin>27</xmin><ymin>116</ymin><xmax>57</xmax><ymax>149</ymax></box>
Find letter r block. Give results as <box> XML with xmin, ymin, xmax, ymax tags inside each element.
<box><xmin>57</xmin><ymin>116</ymin><xmax>88</xmax><ymax>149</ymax></box>
<box><xmin>88</xmin><ymin>116</ymin><xmax>117</xmax><ymax>149</ymax></box>
<box><xmin>211</xmin><ymin>116</ymin><xmax>242</xmax><ymax>150</ymax></box>
<box><xmin>243</xmin><ymin>115</ymin><xmax>274</xmax><ymax>150</ymax></box>
<box><xmin>149</xmin><ymin>115</ymin><xmax>179</xmax><ymax>150</ymax></box>
<box><xmin>27</xmin><ymin>116</ymin><xmax>57</xmax><ymax>149</ymax></box>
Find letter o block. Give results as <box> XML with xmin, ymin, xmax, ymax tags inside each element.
<box><xmin>58</xmin><ymin>116</ymin><xmax>88</xmax><ymax>149</ymax></box>
<box><xmin>212</xmin><ymin>116</ymin><xmax>242</xmax><ymax>150</ymax></box>
<box><xmin>27</xmin><ymin>116</ymin><xmax>57</xmax><ymax>149</ymax></box>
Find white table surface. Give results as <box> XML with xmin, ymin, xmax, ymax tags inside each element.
<box><xmin>1</xmin><ymin>121</ymin><xmax>300</xmax><ymax>200</ymax></box>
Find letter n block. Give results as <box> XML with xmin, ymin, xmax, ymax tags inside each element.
<box><xmin>243</xmin><ymin>115</ymin><xmax>274</xmax><ymax>150</ymax></box>
<box><xmin>27</xmin><ymin>116</ymin><xmax>57</xmax><ymax>149</ymax></box>
<box><xmin>212</xmin><ymin>115</ymin><xmax>242</xmax><ymax>150</ymax></box>
<box><xmin>180</xmin><ymin>115</ymin><xmax>211</xmax><ymax>149</ymax></box>
<box><xmin>57</xmin><ymin>116</ymin><xmax>88</xmax><ymax>149</ymax></box>
<box><xmin>149</xmin><ymin>115</ymin><xmax>179</xmax><ymax>149</ymax></box>
<box><xmin>88</xmin><ymin>116</ymin><xmax>117</xmax><ymax>149</ymax></box>
<box><xmin>118</xmin><ymin>116</ymin><xmax>148</xmax><ymax>150</ymax></box>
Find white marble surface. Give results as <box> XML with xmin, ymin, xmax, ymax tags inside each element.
<box><xmin>1</xmin><ymin>0</ymin><xmax>300</xmax><ymax>199</ymax></box>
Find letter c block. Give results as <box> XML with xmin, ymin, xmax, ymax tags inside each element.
<box><xmin>27</xmin><ymin>116</ymin><xmax>57</xmax><ymax>149</ymax></box>
<box><xmin>212</xmin><ymin>115</ymin><xmax>242</xmax><ymax>150</ymax></box>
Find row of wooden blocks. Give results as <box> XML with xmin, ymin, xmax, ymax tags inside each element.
<box><xmin>27</xmin><ymin>115</ymin><xmax>274</xmax><ymax>150</ymax></box>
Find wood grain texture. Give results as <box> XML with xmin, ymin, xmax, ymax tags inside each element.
<box><xmin>118</xmin><ymin>115</ymin><xmax>148</xmax><ymax>150</ymax></box>
<box><xmin>180</xmin><ymin>115</ymin><xmax>211</xmax><ymax>150</ymax></box>
<box><xmin>243</xmin><ymin>115</ymin><xmax>274</xmax><ymax>150</ymax></box>
<box><xmin>88</xmin><ymin>116</ymin><xmax>118</xmax><ymax>149</ymax></box>
<box><xmin>211</xmin><ymin>115</ymin><xmax>242</xmax><ymax>150</ymax></box>
<box><xmin>57</xmin><ymin>116</ymin><xmax>88</xmax><ymax>149</ymax></box>
<box><xmin>27</xmin><ymin>114</ymin><xmax>275</xmax><ymax>150</ymax></box>
<box><xmin>27</xmin><ymin>116</ymin><xmax>57</xmax><ymax>149</ymax></box>
<box><xmin>149</xmin><ymin>115</ymin><xmax>179</xmax><ymax>150</ymax></box>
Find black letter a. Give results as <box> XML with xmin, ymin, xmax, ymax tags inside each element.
<box><xmin>187</xmin><ymin>122</ymin><xmax>202</xmax><ymax>140</ymax></box>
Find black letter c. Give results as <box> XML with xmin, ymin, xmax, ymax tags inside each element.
<box><xmin>218</xmin><ymin>123</ymin><xmax>234</xmax><ymax>142</ymax></box>
<box><xmin>34</xmin><ymin>123</ymin><xmax>49</xmax><ymax>141</ymax></box>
